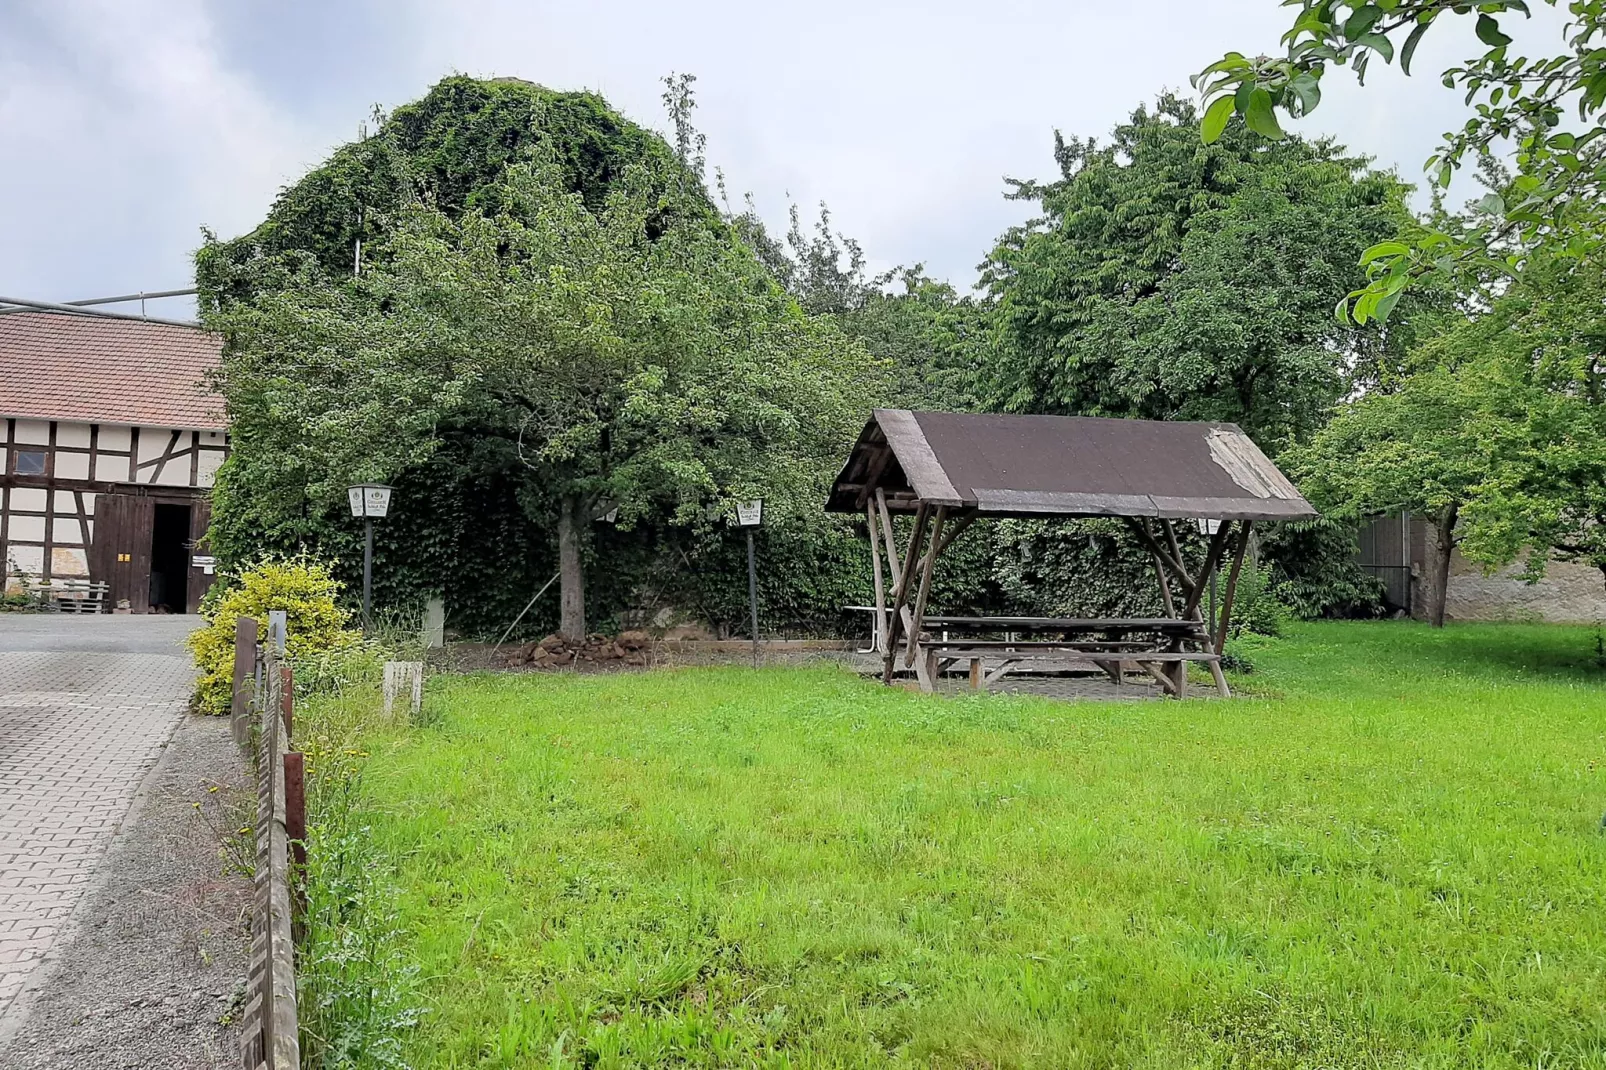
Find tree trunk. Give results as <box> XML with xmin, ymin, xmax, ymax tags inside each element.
<box><xmin>1429</xmin><ymin>502</ymin><xmax>1459</xmax><ymax>629</ymax></box>
<box><xmin>556</xmin><ymin>493</ymin><xmax>586</xmax><ymax>640</ymax></box>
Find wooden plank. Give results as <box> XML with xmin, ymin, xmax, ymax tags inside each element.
<box><xmin>283</xmin><ymin>751</ymin><xmax>306</xmax><ymax>869</ymax></box>
<box><xmin>925</xmin><ymin>648</ymin><xmax>1222</xmax><ymax>663</ymax></box>
<box><xmin>1159</xmin><ymin>519</ymin><xmax>1196</xmax><ymax>590</ymax></box>
<box><xmin>983</xmin><ymin>659</ymin><xmax>1020</xmax><ymax>685</ymax></box>
<box><xmin>874</xmin><ymin>409</ymin><xmax>965</xmax><ymax>505</ymax></box>
<box><xmin>923</xmin><ymin>616</ymin><xmax>1208</xmax><ymax>633</ymax></box>
<box><xmin>969</xmin><ymin>658</ymin><xmax>982</xmax><ymax>691</ymax></box>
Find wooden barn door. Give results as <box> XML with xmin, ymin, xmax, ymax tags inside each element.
<box><xmin>186</xmin><ymin>499</ymin><xmax>215</xmax><ymax>613</ymax></box>
<box><xmin>90</xmin><ymin>493</ymin><xmax>154</xmax><ymax>613</ymax></box>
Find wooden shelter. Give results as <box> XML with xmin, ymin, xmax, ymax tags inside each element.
<box><xmin>826</xmin><ymin>409</ymin><xmax>1317</xmax><ymax>697</ymax></box>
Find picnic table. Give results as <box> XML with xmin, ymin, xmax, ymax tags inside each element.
<box><xmin>918</xmin><ymin>615</ymin><xmax>1226</xmax><ymax>698</ymax></box>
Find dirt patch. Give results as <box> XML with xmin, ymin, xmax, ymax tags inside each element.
<box><xmin>0</xmin><ymin>714</ymin><xmax>253</xmax><ymax>1069</ymax></box>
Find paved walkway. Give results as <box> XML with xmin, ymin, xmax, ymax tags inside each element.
<box><xmin>0</xmin><ymin>615</ymin><xmax>197</xmax><ymax>1016</ymax></box>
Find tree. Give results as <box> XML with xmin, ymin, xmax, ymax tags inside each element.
<box><xmin>981</xmin><ymin>94</ymin><xmax>1425</xmax><ymax>450</ymax></box>
<box><xmin>1285</xmin><ymin>366</ymin><xmax>1498</xmax><ymax>625</ymax></box>
<box><xmin>203</xmin><ymin>82</ymin><xmax>877</xmax><ymax>640</ymax></box>
<box><xmin>1198</xmin><ymin>1</ymin><xmax>1606</xmax><ymax>319</ymax></box>
<box><xmin>1425</xmin><ymin>255</ymin><xmax>1606</xmax><ymax>587</ymax></box>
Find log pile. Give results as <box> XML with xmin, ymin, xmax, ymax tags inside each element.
<box><xmin>502</xmin><ymin>630</ymin><xmax>651</xmax><ymax>669</ymax></box>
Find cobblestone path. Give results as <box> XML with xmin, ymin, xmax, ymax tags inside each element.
<box><xmin>0</xmin><ymin>616</ymin><xmax>196</xmax><ymax>1016</ymax></box>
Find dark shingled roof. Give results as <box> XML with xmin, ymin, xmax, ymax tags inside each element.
<box><xmin>826</xmin><ymin>409</ymin><xmax>1316</xmax><ymax>521</ymax></box>
<box><xmin>0</xmin><ymin>311</ymin><xmax>225</xmax><ymax>430</ymax></box>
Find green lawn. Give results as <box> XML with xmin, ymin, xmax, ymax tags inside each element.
<box><xmin>354</xmin><ymin>623</ymin><xmax>1606</xmax><ymax>1068</ymax></box>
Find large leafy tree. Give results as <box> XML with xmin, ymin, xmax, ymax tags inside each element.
<box><xmin>980</xmin><ymin>95</ymin><xmax>1425</xmax><ymax>450</ymax></box>
<box><xmin>1286</xmin><ymin>366</ymin><xmax>1499</xmax><ymax>625</ymax></box>
<box><xmin>1290</xmin><ymin>253</ymin><xmax>1606</xmax><ymax>622</ymax></box>
<box><xmin>203</xmin><ymin>81</ymin><xmax>876</xmax><ymax>639</ymax></box>
<box><xmin>1199</xmin><ymin>1</ymin><xmax>1606</xmax><ymax>319</ymax></box>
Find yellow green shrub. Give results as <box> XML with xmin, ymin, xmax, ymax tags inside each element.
<box><xmin>187</xmin><ymin>556</ymin><xmax>361</xmax><ymax>715</ymax></box>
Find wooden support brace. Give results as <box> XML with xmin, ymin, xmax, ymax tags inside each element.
<box><xmin>1182</xmin><ymin>521</ymin><xmax>1233</xmax><ymax>621</ymax></box>
<box><xmin>876</xmin><ymin>488</ymin><xmax>902</xmax><ymax>581</ymax></box>
<box><xmin>905</xmin><ymin>506</ymin><xmax>948</xmax><ymax>668</ymax></box>
<box><xmin>984</xmin><ymin>659</ymin><xmax>1020</xmax><ymax>686</ymax></box>
<box><xmin>936</xmin><ymin>511</ymin><xmax>977</xmax><ymax>556</ymax></box>
<box><xmin>866</xmin><ymin>502</ymin><xmax>888</xmax><ymax>655</ymax></box>
<box><xmin>882</xmin><ymin>503</ymin><xmax>929</xmax><ymax>683</ymax></box>
<box><xmin>1137</xmin><ymin>658</ymin><xmax>1181</xmax><ymax>698</ymax></box>
<box><xmin>1214</xmin><ymin>520</ymin><xmax>1253</xmax><ymax>655</ymax></box>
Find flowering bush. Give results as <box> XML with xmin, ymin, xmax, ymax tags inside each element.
<box><xmin>187</xmin><ymin>556</ymin><xmax>362</xmax><ymax>716</ymax></box>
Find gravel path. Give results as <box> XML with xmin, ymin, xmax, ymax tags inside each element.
<box><xmin>0</xmin><ymin>711</ymin><xmax>252</xmax><ymax>1069</ymax></box>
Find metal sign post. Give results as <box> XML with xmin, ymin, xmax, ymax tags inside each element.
<box><xmin>736</xmin><ymin>500</ymin><xmax>764</xmax><ymax>669</ymax></box>
<box><xmin>347</xmin><ymin>484</ymin><xmax>393</xmax><ymax>627</ymax></box>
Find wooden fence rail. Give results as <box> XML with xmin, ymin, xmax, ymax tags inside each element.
<box><xmin>237</xmin><ymin>615</ymin><xmax>303</xmax><ymax>1070</ymax></box>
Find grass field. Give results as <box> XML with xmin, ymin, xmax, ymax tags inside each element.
<box><xmin>345</xmin><ymin>623</ymin><xmax>1606</xmax><ymax>1068</ymax></box>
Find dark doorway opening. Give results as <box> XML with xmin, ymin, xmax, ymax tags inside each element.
<box><xmin>149</xmin><ymin>503</ymin><xmax>191</xmax><ymax>613</ymax></box>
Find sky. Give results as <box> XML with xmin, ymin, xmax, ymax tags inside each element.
<box><xmin>0</xmin><ymin>0</ymin><xmax>1565</xmax><ymax>321</ymax></box>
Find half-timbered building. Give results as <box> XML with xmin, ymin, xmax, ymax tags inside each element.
<box><xmin>0</xmin><ymin>311</ymin><xmax>227</xmax><ymax>612</ymax></box>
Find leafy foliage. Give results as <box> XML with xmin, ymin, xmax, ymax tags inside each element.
<box><xmin>203</xmin><ymin>77</ymin><xmax>883</xmax><ymax>639</ymax></box>
<box><xmin>1200</xmin><ymin>1</ymin><xmax>1606</xmax><ymax>318</ymax></box>
<box><xmin>186</xmin><ymin>556</ymin><xmax>361</xmax><ymax>716</ymax></box>
<box><xmin>981</xmin><ymin>95</ymin><xmax>1424</xmax><ymax>449</ymax></box>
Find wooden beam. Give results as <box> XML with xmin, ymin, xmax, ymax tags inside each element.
<box><xmin>1214</xmin><ymin>520</ymin><xmax>1253</xmax><ymax>655</ymax></box>
<box><xmin>853</xmin><ymin>443</ymin><xmax>896</xmax><ymax>509</ymax></box>
<box><xmin>1159</xmin><ymin>519</ymin><xmax>1196</xmax><ymax>590</ymax></box>
<box><xmin>882</xmin><ymin>502</ymin><xmax>929</xmax><ymax>684</ymax></box>
<box><xmin>875</xmin><ymin>488</ymin><xmax>901</xmax><ymax>582</ymax></box>
<box><xmin>1152</xmin><ymin>553</ymin><xmax>1177</xmax><ymax>617</ymax></box>
<box><xmin>1181</xmin><ymin>521</ymin><xmax>1233</xmax><ymax>620</ymax></box>
<box><xmin>1126</xmin><ymin>517</ymin><xmax>1191</xmax><ymax>583</ymax></box>
<box><xmin>866</xmin><ymin>501</ymin><xmax>888</xmax><ymax>655</ymax></box>
<box><xmin>906</xmin><ymin>506</ymin><xmax>948</xmax><ymax>669</ymax></box>
<box><xmin>1137</xmin><ymin>659</ymin><xmax>1180</xmax><ymax>697</ymax></box>
<box><xmin>935</xmin><ymin>511</ymin><xmax>977</xmax><ymax>556</ymax></box>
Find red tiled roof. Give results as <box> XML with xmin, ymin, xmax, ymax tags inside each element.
<box><xmin>0</xmin><ymin>311</ymin><xmax>226</xmax><ymax>430</ymax></box>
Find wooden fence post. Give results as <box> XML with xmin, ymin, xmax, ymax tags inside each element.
<box><xmin>280</xmin><ymin>665</ymin><xmax>294</xmax><ymax>738</ymax></box>
<box><xmin>231</xmin><ymin>617</ymin><xmax>258</xmax><ymax>748</ymax></box>
<box><xmin>283</xmin><ymin>751</ymin><xmax>306</xmax><ymax>870</ymax></box>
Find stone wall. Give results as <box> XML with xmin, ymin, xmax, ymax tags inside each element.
<box><xmin>1443</xmin><ymin>553</ymin><xmax>1606</xmax><ymax>624</ymax></box>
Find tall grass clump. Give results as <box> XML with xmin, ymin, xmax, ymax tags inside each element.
<box><xmin>293</xmin><ymin>645</ymin><xmax>421</xmax><ymax>1067</ymax></box>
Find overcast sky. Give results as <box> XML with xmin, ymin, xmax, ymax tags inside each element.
<box><xmin>0</xmin><ymin>1</ymin><xmax>1561</xmax><ymax>320</ymax></box>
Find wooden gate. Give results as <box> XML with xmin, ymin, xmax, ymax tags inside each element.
<box><xmin>90</xmin><ymin>493</ymin><xmax>154</xmax><ymax>613</ymax></box>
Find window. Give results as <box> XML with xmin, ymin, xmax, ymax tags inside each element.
<box><xmin>13</xmin><ymin>450</ymin><xmax>46</xmax><ymax>476</ymax></box>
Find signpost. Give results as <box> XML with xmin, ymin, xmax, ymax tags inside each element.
<box><xmin>347</xmin><ymin>484</ymin><xmax>393</xmax><ymax>626</ymax></box>
<box><xmin>735</xmin><ymin>500</ymin><xmax>763</xmax><ymax>668</ymax></box>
